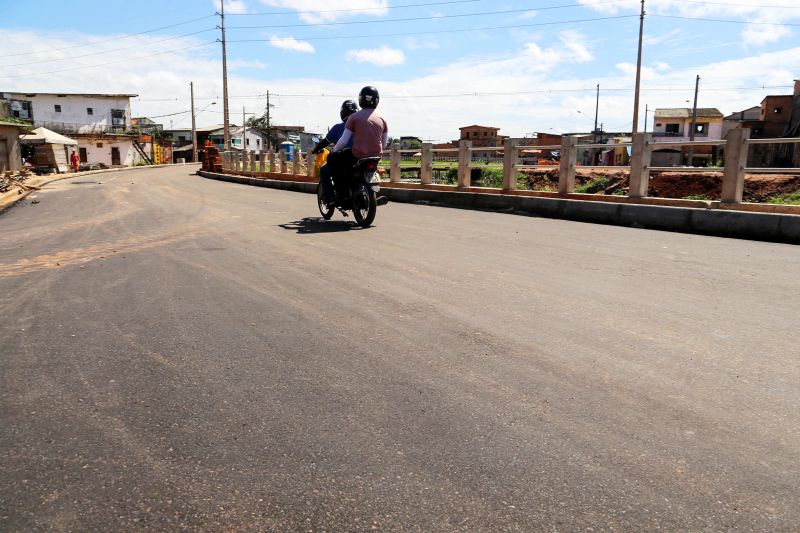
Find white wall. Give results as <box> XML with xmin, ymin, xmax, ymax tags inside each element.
<box><xmin>231</xmin><ymin>128</ymin><xmax>268</xmax><ymax>152</ymax></box>
<box><xmin>3</xmin><ymin>93</ymin><xmax>132</xmax><ymax>133</ymax></box>
<box><xmin>77</xmin><ymin>137</ymin><xmax>135</xmax><ymax>167</ymax></box>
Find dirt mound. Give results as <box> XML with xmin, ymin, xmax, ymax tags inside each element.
<box><xmin>518</xmin><ymin>168</ymin><xmax>800</xmax><ymax>203</ymax></box>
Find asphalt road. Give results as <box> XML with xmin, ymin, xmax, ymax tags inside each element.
<box><xmin>1</xmin><ymin>166</ymin><xmax>799</xmax><ymax>531</ymax></box>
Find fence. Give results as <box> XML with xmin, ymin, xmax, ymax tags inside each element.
<box><xmin>380</xmin><ymin>129</ymin><xmax>800</xmax><ymax>204</ymax></box>
<box><xmin>218</xmin><ymin>129</ymin><xmax>800</xmax><ymax>206</ymax></box>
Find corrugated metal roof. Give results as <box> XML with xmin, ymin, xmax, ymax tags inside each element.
<box><xmin>654</xmin><ymin>108</ymin><xmax>723</xmax><ymax>118</ymax></box>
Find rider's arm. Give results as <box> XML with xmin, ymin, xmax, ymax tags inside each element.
<box><xmin>332</xmin><ymin>129</ymin><xmax>352</xmax><ymax>152</ymax></box>
<box><xmin>312</xmin><ymin>138</ymin><xmax>331</xmax><ymax>154</ymax></box>
<box><xmin>382</xmin><ymin>132</ymin><xmax>389</xmax><ymax>148</ymax></box>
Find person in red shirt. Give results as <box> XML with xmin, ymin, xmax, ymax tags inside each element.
<box><xmin>329</xmin><ymin>86</ymin><xmax>388</xmax><ymax>178</ymax></box>
<box><xmin>70</xmin><ymin>150</ymin><xmax>80</xmax><ymax>172</ymax></box>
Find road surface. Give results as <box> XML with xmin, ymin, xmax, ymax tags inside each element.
<box><xmin>1</xmin><ymin>166</ymin><xmax>799</xmax><ymax>531</ymax></box>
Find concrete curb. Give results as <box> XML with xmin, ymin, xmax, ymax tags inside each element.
<box><xmin>0</xmin><ymin>163</ymin><xmax>201</xmax><ymax>214</ymax></box>
<box><xmin>197</xmin><ymin>170</ymin><xmax>800</xmax><ymax>244</ymax></box>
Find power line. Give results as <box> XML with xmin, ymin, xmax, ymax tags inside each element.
<box><xmin>227</xmin><ymin>1</ymin><xmax>621</xmax><ymax>29</ymax></box>
<box><xmin>670</xmin><ymin>0</ymin><xmax>800</xmax><ymax>8</ymax></box>
<box><xmin>228</xmin><ymin>0</ymin><xmax>483</xmax><ymax>16</ymax></box>
<box><xmin>2</xmin><ymin>41</ymin><xmax>216</xmax><ymax>79</ymax></box>
<box><xmin>651</xmin><ymin>14</ymin><xmax>800</xmax><ymax>27</ymax></box>
<box><xmin>3</xmin><ymin>15</ymin><xmax>217</xmax><ymax>58</ymax></box>
<box><xmin>228</xmin><ymin>14</ymin><xmax>640</xmax><ymax>43</ymax></box>
<box><xmin>0</xmin><ymin>29</ymin><xmax>216</xmax><ymax>69</ymax></box>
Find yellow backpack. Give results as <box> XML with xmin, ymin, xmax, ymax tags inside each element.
<box><xmin>312</xmin><ymin>149</ymin><xmax>329</xmax><ymax>179</ymax></box>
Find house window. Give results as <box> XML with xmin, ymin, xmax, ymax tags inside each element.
<box><xmin>484</xmin><ymin>132</ymin><xmax>488</xmax><ymax>136</ymax></box>
<box><xmin>111</xmin><ymin>109</ymin><xmax>125</xmax><ymax>127</ymax></box>
<box><xmin>96</xmin><ymin>143</ymin><xmax>103</xmax><ymax>148</ymax></box>
<box><xmin>774</xmin><ymin>107</ymin><xmax>783</xmax><ymax>114</ymax></box>
<box><xmin>79</xmin><ymin>147</ymin><xmax>87</xmax><ymax>163</ymax></box>
<box><xmin>256</xmin><ymin>138</ymin><xmax>260</xmax><ymax>147</ymax></box>
<box><xmin>655</xmin><ymin>123</ymin><xmax>662</xmax><ymax>127</ymax></box>
<box><xmin>178</xmin><ymin>135</ymin><xmax>186</xmax><ymax>141</ymax></box>
<box><xmin>54</xmin><ymin>104</ymin><xmax>62</xmax><ymax>113</ymax></box>
<box><xmin>665</xmin><ymin>123</ymin><xmax>680</xmax><ymax>135</ymax></box>
<box><xmin>694</xmin><ymin>123</ymin><xmax>708</xmax><ymax>136</ymax></box>
<box><xmin>246</xmin><ymin>138</ymin><xmax>250</xmax><ymax>146</ymax></box>
<box><xmin>87</xmin><ymin>107</ymin><xmax>93</xmax><ymax>115</ymax></box>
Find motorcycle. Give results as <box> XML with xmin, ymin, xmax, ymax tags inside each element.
<box><xmin>314</xmin><ymin>149</ymin><xmax>387</xmax><ymax>228</ymax></box>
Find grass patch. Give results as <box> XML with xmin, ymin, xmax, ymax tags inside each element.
<box><xmin>767</xmin><ymin>192</ymin><xmax>800</xmax><ymax>205</ymax></box>
<box><xmin>575</xmin><ymin>176</ymin><xmax>612</xmax><ymax>194</ymax></box>
<box><xmin>682</xmin><ymin>194</ymin><xmax>713</xmax><ymax>201</ymax></box>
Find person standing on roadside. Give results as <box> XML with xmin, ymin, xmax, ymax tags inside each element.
<box><xmin>70</xmin><ymin>150</ymin><xmax>80</xmax><ymax>172</ymax></box>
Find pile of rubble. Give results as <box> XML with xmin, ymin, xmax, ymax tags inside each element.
<box><xmin>0</xmin><ymin>169</ymin><xmax>37</xmax><ymax>195</ymax></box>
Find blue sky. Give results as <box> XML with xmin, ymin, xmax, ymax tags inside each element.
<box><xmin>2</xmin><ymin>0</ymin><xmax>799</xmax><ymax>141</ymax></box>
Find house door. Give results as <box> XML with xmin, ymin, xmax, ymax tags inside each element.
<box><xmin>79</xmin><ymin>147</ymin><xmax>87</xmax><ymax>163</ymax></box>
<box><xmin>0</xmin><ymin>139</ymin><xmax>8</xmax><ymax>172</ymax></box>
<box><xmin>111</xmin><ymin>147</ymin><xmax>121</xmax><ymax>165</ymax></box>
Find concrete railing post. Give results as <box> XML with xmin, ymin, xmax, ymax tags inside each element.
<box><xmin>293</xmin><ymin>149</ymin><xmax>301</xmax><ymax>175</ymax></box>
<box><xmin>236</xmin><ymin>151</ymin><xmax>243</xmax><ymax>172</ymax></box>
<box><xmin>502</xmin><ymin>138</ymin><xmax>520</xmax><ymax>191</ymax></box>
<box><xmin>558</xmin><ymin>135</ymin><xmax>578</xmax><ymax>194</ymax></box>
<box><xmin>242</xmin><ymin>151</ymin><xmax>249</xmax><ymax>173</ymax></box>
<box><xmin>279</xmin><ymin>150</ymin><xmax>287</xmax><ymax>173</ymax></box>
<box><xmin>390</xmin><ymin>143</ymin><xmax>401</xmax><ymax>183</ymax></box>
<box><xmin>221</xmin><ymin>152</ymin><xmax>228</xmax><ymax>171</ymax></box>
<box><xmin>268</xmin><ymin>150</ymin><xmax>275</xmax><ymax>173</ymax></box>
<box><xmin>306</xmin><ymin>151</ymin><xmax>314</xmax><ymax>178</ymax></box>
<box><xmin>628</xmin><ymin>133</ymin><xmax>652</xmax><ymax>198</ymax></box>
<box><xmin>457</xmin><ymin>140</ymin><xmax>472</xmax><ymax>188</ymax></box>
<box><xmin>721</xmin><ymin>127</ymin><xmax>750</xmax><ymax>204</ymax></box>
<box><xmin>420</xmin><ymin>143</ymin><xmax>433</xmax><ymax>185</ymax></box>
<box><xmin>258</xmin><ymin>150</ymin><xmax>265</xmax><ymax>172</ymax></box>
<box><xmin>249</xmin><ymin>150</ymin><xmax>256</xmax><ymax>172</ymax></box>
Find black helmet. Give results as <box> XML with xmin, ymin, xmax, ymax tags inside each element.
<box><xmin>340</xmin><ymin>99</ymin><xmax>358</xmax><ymax>121</ymax></box>
<box><xmin>358</xmin><ymin>86</ymin><xmax>380</xmax><ymax>109</ymax></box>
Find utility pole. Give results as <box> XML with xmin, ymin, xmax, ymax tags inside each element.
<box><xmin>644</xmin><ymin>103</ymin><xmax>648</xmax><ymax>133</ymax></box>
<box><xmin>688</xmin><ymin>74</ymin><xmax>700</xmax><ymax>166</ymax></box>
<box><xmin>219</xmin><ymin>0</ymin><xmax>231</xmax><ymax>150</ymax></box>
<box><xmin>594</xmin><ymin>83</ymin><xmax>600</xmax><ymax>142</ymax></box>
<box><xmin>632</xmin><ymin>0</ymin><xmax>645</xmax><ymax>134</ymax></box>
<box><xmin>242</xmin><ymin>106</ymin><xmax>247</xmax><ymax>151</ymax></box>
<box><xmin>265</xmin><ymin>90</ymin><xmax>272</xmax><ymax>150</ymax></box>
<box><xmin>190</xmin><ymin>81</ymin><xmax>197</xmax><ymax>162</ymax></box>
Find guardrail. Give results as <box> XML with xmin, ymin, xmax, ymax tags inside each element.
<box><xmin>377</xmin><ymin>130</ymin><xmax>800</xmax><ymax>204</ymax></box>
<box><xmin>218</xmin><ymin>129</ymin><xmax>800</xmax><ymax>205</ymax></box>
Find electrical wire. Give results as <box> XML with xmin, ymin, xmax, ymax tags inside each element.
<box><xmin>227</xmin><ymin>14</ymin><xmax>639</xmax><ymax>43</ymax></box>
<box><xmin>2</xmin><ymin>41</ymin><xmax>216</xmax><ymax>79</ymax></box>
<box><xmin>227</xmin><ymin>2</ymin><xmax>621</xmax><ymax>29</ymax></box>
<box><xmin>651</xmin><ymin>14</ymin><xmax>800</xmax><ymax>27</ymax></box>
<box><xmin>0</xmin><ymin>29</ymin><xmax>216</xmax><ymax>69</ymax></box>
<box><xmin>3</xmin><ymin>14</ymin><xmax>217</xmax><ymax>58</ymax></box>
<box><xmin>227</xmin><ymin>0</ymin><xmax>483</xmax><ymax>16</ymax></box>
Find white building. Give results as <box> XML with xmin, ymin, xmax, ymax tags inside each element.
<box><xmin>1</xmin><ymin>92</ymin><xmax>144</xmax><ymax>167</ymax></box>
<box><xmin>2</xmin><ymin>92</ymin><xmax>136</xmax><ymax>134</ymax></box>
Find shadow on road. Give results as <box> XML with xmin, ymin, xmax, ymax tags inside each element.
<box><xmin>278</xmin><ymin>217</ymin><xmax>360</xmax><ymax>233</ymax></box>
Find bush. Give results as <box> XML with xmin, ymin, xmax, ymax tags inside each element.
<box><xmin>767</xmin><ymin>192</ymin><xmax>800</xmax><ymax>205</ymax></box>
<box><xmin>575</xmin><ymin>176</ymin><xmax>611</xmax><ymax>194</ymax></box>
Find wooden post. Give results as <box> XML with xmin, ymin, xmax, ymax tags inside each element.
<box><xmin>420</xmin><ymin>143</ymin><xmax>433</xmax><ymax>185</ymax></box>
<box><xmin>292</xmin><ymin>149</ymin><xmax>301</xmax><ymax>175</ymax></box>
<box><xmin>268</xmin><ymin>150</ymin><xmax>275</xmax><ymax>173</ymax></box>
<box><xmin>558</xmin><ymin>135</ymin><xmax>578</xmax><ymax>194</ymax></box>
<box><xmin>457</xmin><ymin>140</ymin><xmax>472</xmax><ymax>188</ymax></box>
<box><xmin>502</xmin><ymin>138</ymin><xmax>520</xmax><ymax>191</ymax></box>
<box><xmin>721</xmin><ymin>127</ymin><xmax>750</xmax><ymax>204</ymax></box>
<box><xmin>279</xmin><ymin>150</ymin><xmax>287</xmax><ymax>173</ymax></box>
<box><xmin>628</xmin><ymin>133</ymin><xmax>652</xmax><ymax>198</ymax></box>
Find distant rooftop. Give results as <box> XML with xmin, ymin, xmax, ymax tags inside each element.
<box><xmin>2</xmin><ymin>91</ymin><xmax>138</xmax><ymax>98</ymax></box>
<box><xmin>654</xmin><ymin>108</ymin><xmax>723</xmax><ymax>118</ymax></box>
<box><xmin>459</xmin><ymin>125</ymin><xmax>500</xmax><ymax>130</ymax></box>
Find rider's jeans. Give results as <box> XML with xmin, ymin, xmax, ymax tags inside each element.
<box><xmin>319</xmin><ymin>163</ymin><xmax>334</xmax><ymax>200</ymax></box>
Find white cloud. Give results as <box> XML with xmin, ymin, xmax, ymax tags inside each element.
<box><xmin>217</xmin><ymin>0</ymin><xmax>249</xmax><ymax>14</ymax></box>
<box><xmin>579</xmin><ymin>0</ymin><xmax>798</xmax><ymax>47</ymax></box>
<box><xmin>345</xmin><ymin>46</ymin><xmax>405</xmax><ymax>66</ymax></box>
<box><xmin>559</xmin><ymin>30</ymin><xmax>593</xmax><ymax>63</ymax></box>
<box><xmin>268</xmin><ymin>36</ymin><xmax>315</xmax><ymax>53</ymax></box>
<box><xmin>258</xmin><ymin>0</ymin><xmax>388</xmax><ymax>24</ymax></box>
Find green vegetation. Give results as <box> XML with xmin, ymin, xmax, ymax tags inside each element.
<box><xmin>682</xmin><ymin>194</ymin><xmax>713</xmax><ymax>201</ymax></box>
<box><xmin>767</xmin><ymin>192</ymin><xmax>800</xmax><ymax>205</ymax></box>
<box><xmin>575</xmin><ymin>176</ymin><xmax>612</xmax><ymax>194</ymax></box>
<box><xmin>0</xmin><ymin>116</ymin><xmax>33</xmax><ymax>127</ymax></box>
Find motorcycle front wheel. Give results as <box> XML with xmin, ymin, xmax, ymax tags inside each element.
<box><xmin>352</xmin><ymin>183</ymin><xmax>377</xmax><ymax>227</ymax></box>
<box><xmin>317</xmin><ymin>183</ymin><xmax>334</xmax><ymax>220</ymax></box>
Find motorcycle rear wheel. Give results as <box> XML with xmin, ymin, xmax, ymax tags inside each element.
<box><xmin>317</xmin><ymin>183</ymin><xmax>334</xmax><ymax>220</ymax></box>
<box><xmin>352</xmin><ymin>184</ymin><xmax>377</xmax><ymax>227</ymax></box>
